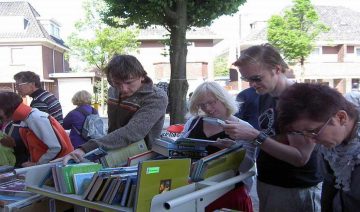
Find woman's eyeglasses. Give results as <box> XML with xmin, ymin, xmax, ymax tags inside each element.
<box><xmin>198</xmin><ymin>99</ymin><xmax>218</xmax><ymax>109</ymax></box>
<box><xmin>287</xmin><ymin>117</ymin><xmax>332</xmax><ymax>139</ymax></box>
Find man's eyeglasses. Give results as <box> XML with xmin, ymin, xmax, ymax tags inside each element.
<box><xmin>240</xmin><ymin>75</ymin><xmax>263</xmax><ymax>83</ymax></box>
<box><xmin>15</xmin><ymin>82</ymin><xmax>29</xmax><ymax>87</ymax></box>
<box><xmin>287</xmin><ymin>117</ymin><xmax>332</xmax><ymax>139</ymax></box>
<box><xmin>198</xmin><ymin>99</ymin><xmax>218</xmax><ymax>109</ymax></box>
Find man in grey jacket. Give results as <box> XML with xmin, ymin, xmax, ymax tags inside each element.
<box><xmin>56</xmin><ymin>55</ymin><xmax>168</xmax><ymax>164</ymax></box>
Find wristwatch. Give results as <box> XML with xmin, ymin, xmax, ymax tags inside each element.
<box><xmin>252</xmin><ymin>132</ymin><xmax>268</xmax><ymax>146</ymax></box>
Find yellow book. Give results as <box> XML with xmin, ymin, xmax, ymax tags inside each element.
<box><xmin>202</xmin><ymin>148</ymin><xmax>245</xmax><ymax>179</ymax></box>
<box><xmin>134</xmin><ymin>158</ymin><xmax>191</xmax><ymax>212</ymax></box>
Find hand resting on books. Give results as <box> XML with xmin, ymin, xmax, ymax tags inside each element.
<box><xmin>51</xmin><ymin>148</ymin><xmax>86</xmax><ymax>165</ymax></box>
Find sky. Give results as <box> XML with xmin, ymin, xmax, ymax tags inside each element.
<box><xmin>0</xmin><ymin>0</ymin><xmax>86</xmax><ymax>40</ymax></box>
<box><xmin>211</xmin><ymin>0</ymin><xmax>360</xmax><ymax>40</ymax></box>
<box><xmin>3</xmin><ymin>0</ymin><xmax>360</xmax><ymax>43</ymax></box>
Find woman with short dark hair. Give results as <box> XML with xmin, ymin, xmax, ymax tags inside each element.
<box><xmin>278</xmin><ymin>83</ymin><xmax>360</xmax><ymax>211</ymax></box>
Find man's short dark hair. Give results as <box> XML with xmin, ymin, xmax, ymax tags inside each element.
<box><xmin>277</xmin><ymin>83</ymin><xmax>358</xmax><ymax>132</ymax></box>
<box><xmin>0</xmin><ymin>92</ymin><xmax>23</xmax><ymax>117</ymax></box>
<box><xmin>105</xmin><ymin>55</ymin><xmax>147</xmax><ymax>85</ymax></box>
<box><xmin>14</xmin><ymin>71</ymin><xmax>41</xmax><ymax>88</ymax></box>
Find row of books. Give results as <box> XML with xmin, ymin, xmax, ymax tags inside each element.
<box><xmin>82</xmin><ymin>166</ymin><xmax>138</xmax><ymax>207</ymax></box>
<box><xmin>52</xmin><ymin>162</ymin><xmax>102</xmax><ymax>194</ymax></box>
<box><xmin>151</xmin><ymin>137</ymin><xmax>210</xmax><ymax>159</ymax></box>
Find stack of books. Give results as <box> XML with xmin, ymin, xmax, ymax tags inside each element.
<box><xmin>52</xmin><ymin>162</ymin><xmax>103</xmax><ymax>194</ymax></box>
<box><xmin>152</xmin><ymin>137</ymin><xmax>211</xmax><ymax>159</ymax></box>
<box><xmin>0</xmin><ymin>171</ymin><xmax>33</xmax><ymax>206</ymax></box>
<box><xmin>190</xmin><ymin>144</ymin><xmax>245</xmax><ymax>182</ymax></box>
<box><xmin>82</xmin><ymin>166</ymin><xmax>138</xmax><ymax>207</ymax></box>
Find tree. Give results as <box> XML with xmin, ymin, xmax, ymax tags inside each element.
<box><xmin>67</xmin><ymin>0</ymin><xmax>139</xmax><ymax>108</ymax></box>
<box><xmin>267</xmin><ymin>0</ymin><xmax>328</xmax><ymax>66</ymax></box>
<box><xmin>103</xmin><ymin>0</ymin><xmax>246</xmax><ymax>124</ymax></box>
<box><xmin>214</xmin><ymin>55</ymin><xmax>230</xmax><ymax>77</ymax></box>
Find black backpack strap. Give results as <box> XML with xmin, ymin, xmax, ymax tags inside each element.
<box><xmin>76</xmin><ymin>107</ymin><xmax>91</xmax><ymax>117</ymax></box>
<box><xmin>72</xmin><ymin>107</ymin><xmax>91</xmax><ymax>137</ymax></box>
<box><xmin>91</xmin><ymin>107</ymin><xmax>97</xmax><ymax>115</ymax></box>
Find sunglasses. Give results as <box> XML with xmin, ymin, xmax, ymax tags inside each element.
<box><xmin>240</xmin><ymin>75</ymin><xmax>263</xmax><ymax>83</ymax></box>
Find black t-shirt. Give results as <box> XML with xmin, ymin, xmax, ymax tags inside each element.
<box><xmin>187</xmin><ymin>118</ymin><xmax>230</xmax><ymax>154</ymax></box>
<box><xmin>257</xmin><ymin>94</ymin><xmax>323</xmax><ymax>188</ymax></box>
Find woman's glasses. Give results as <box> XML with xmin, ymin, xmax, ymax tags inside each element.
<box><xmin>287</xmin><ymin>117</ymin><xmax>332</xmax><ymax>139</ymax></box>
<box><xmin>198</xmin><ymin>99</ymin><xmax>218</xmax><ymax>110</ymax></box>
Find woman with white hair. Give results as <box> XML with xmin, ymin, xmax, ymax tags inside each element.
<box><xmin>184</xmin><ymin>81</ymin><xmax>240</xmax><ymax>151</ymax></box>
<box><xmin>181</xmin><ymin>81</ymin><xmax>256</xmax><ymax>212</ymax></box>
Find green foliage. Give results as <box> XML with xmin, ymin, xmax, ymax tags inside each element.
<box><xmin>93</xmin><ymin>79</ymin><xmax>109</xmax><ymax>105</ymax></box>
<box><xmin>102</xmin><ymin>0</ymin><xmax>245</xmax><ymax>29</ymax></box>
<box><xmin>214</xmin><ymin>55</ymin><xmax>229</xmax><ymax>77</ymax></box>
<box><xmin>267</xmin><ymin>0</ymin><xmax>329</xmax><ymax>65</ymax></box>
<box><xmin>68</xmin><ymin>0</ymin><xmax>140</xmax><ymax>72</ymax></box>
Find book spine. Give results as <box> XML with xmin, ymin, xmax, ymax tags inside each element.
<box><xmin>155</xmin><ymin>140</ymin><xmax>205</xmax><ymax>150</ymax></box>
<box><xmin>168</xmin><ymin>149</ymin><xmax>208</xmax><ymax>158</ymax></box>
<box><xmin>82</xmin><ymin>173</ymin><xmax>99</xmax><ymax>200</ymax></box>
<box><xmin>120</xmin><ymin>176</ymin><xmax>133</xmax><ymax>206</ymax></box>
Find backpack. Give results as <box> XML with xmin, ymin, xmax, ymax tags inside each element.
<box><xmin>75</xmin><ymin>107</ymin><xmax>106</xmax><ymax>140</ymax></box>
<box><xmin>19</xmin><ymin>116</ymin><xmax>74</xmax><ymax>163</ymax></box>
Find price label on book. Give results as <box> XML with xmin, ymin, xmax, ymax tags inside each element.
<box><xmin>146</xmin><ymin>167</ymin><xmax>160</xmax><ymax>174</ymax></box>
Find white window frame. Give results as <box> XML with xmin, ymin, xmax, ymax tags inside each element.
<box><xmin>311</xmin><ymin>47</ymin><xmax>322</xmax><ymax>56</ymax></box>
<box><xmin>10</xmin><ymin>48</ymin><xmax>25</xmax><ymax>65</ymax></box>
<box><xmin>355</xmin><ymin>47</ymin><xmax>360</xmax><ymax>57</ymax></box>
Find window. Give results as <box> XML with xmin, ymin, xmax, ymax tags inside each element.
<box><xmin>51</xmin><ymin>24</ymin><xmax>60</xmax><ymax>38</ymax></box>
<box><xmin>11</xmin><ymin>48</ymin><xmax>25</xmax><ymax>65</ymax></box>
<box><xmin>311</xmin><ymin>47</ymin><xmax>321</xmax><ymax>56</ymax></box>
<box><xmin>355</xmin><ymin>48</ymin><xmax>360</xmax><ymax>56</ymax></box>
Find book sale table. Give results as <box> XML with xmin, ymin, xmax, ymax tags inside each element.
<box><xmin>26</xmin><ymin>186</ymin><xmax>131</xmax><ymax>212</ymax></box>
<box><xmin>17</xmin><ymin>147</ymin><xmax>254</xmax><ymax>212</ymax></box>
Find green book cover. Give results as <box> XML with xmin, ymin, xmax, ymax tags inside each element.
<box><xmin>59</xmin><ymin>162</ymin><xmax>102</xmax><ymax>194</ymax></box>
<box><xmin>202</xmin><ymin>148</ymin><xmax>246</xmax><ymax>179</ymax></box>
<box><xmin>134</xmin><ymin>158</ymin><xmax>191</xmax><ymax>212</ymax></box>
<box><xmin>101</xmin><ymin>139</ymin><xmax>148</xmax><ymax>168</ymax></box>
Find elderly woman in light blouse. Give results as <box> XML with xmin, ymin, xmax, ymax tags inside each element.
<box><xmin>181</xmin><ymin>81</ymin><xmax>257</xmax><ymax>191</ymax></box>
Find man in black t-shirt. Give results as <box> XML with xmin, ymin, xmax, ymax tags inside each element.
<box><xmin>223</xmin><ymin>44</ymin><xmax>322</xmax><ymax>212</ymax></box>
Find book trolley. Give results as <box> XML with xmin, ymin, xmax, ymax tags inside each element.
<box><xmin>23</xmin><ymin>170</ymin><xmax>254</xmax><ymax>212</ymax></box>
<box><xmin>16</xmin><ymin>145</ymin><xmax>254</xmax><ymax>212</ymax></box>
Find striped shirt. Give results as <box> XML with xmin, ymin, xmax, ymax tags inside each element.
<box><xmin>30</xmin><ymin>88</ymin><xmax>63</xmax><ymax>125</ymax></box>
